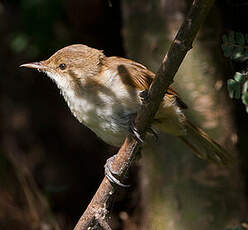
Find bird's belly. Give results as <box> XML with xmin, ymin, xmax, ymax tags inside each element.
<box><xmin>91</xmin><ymin>125</ymin><xmax>128</xmax><ymax>147</ymax></box>
<box><xmin>85</xmin><ymin>111</ymin><xmax>132</xmax><ymax>147</ymax></box>
<box><xmin>68</xmin><ymin>101</ymin><xmax>132</xmax><ymax>146</ymax></box>
<box><xmin>63</xmin><ymin>89</ymin><xmax>138</xmax><ymax>147</ymax></box>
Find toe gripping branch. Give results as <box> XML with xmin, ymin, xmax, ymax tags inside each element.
<box><xmin>129</xmin><ymin>119</ymin><xmax>144</xmax><ymax>143</ymax></box>
<box><xmin>104</xmin><ymin>155</ymin><xmax>130</xmax><ymax>188</ymax></box>
<box><xmin>105</xmin><ymin>89</ymin><xmax>158</xmax><ymax>187</ymax></box>
<box><xmin>129</xmin><ymin>117</ymin><xmax>159</xmax><ymax>143</ymax></box>
<box><xmin>129</xmin><ymin>89</ymin><xmax>159</xmax><ymax>142</ymax></box>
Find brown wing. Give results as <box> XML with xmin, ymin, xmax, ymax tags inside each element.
<box><xmin>166</xmin><ymin>87</ymin><xmax>188</xmax><ymax>109</ymax></box>
<box><xmin>105</xmin><ymin>56</ymin><xmax>187</xmax><ymax>109</ymax></box>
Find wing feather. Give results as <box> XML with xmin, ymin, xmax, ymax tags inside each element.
<box><xmin>104</xmin><ymin>57</ymin><xmax>187</xmax><ymax>109</ymax></box>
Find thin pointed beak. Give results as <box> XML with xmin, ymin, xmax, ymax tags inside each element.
<box><xmin>19</xmin><ymin>62</ymin><xmax>48</xmax><ymax>70</ymax></box>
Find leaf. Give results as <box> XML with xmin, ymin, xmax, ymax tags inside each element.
<box><xmin>243</xmin><ymin>80</ymin><xmax>248</xmax><ymax>93</ymax></box>
<box><xmin>234</xmin><ymin>72</ymin><xmax>245</xmax><ymax>82</ymax></box>
<box><xmin>232</xmin><ymin>46</ymin><xmax>244</xmax><ymax>60</ymax></box>
<box><xmin>236</xmin><ymin>32</ymin><xmax>245</xmax><ymax>45</ymax></box>
<box><xmin>227</xmin><ymin>79</ymin><xmax>241</xmax><ymax>99</ymax></box>
<box><xmin>227</xmin><ymin>79</ymin><xmax>235</xmax><ymax>98</ymax></box>
<box><xmin>242</xmin><ymin>92</ymin><xmax>248</xmax><ymax>105</ymax></box>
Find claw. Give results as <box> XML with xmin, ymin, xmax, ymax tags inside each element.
<box><xmin>129</xmin><ymin>119</ymin><xmax>158</xmax><ymax>143</ymax></box>
<box><xmin>129</xmin><ymin>120</ymin><xmax>144</xmax><ymax>143</ymax></box>
<box><xmin>104</xmin><ymin>155</ymin><xmax>130</xmax><ymax>188</ymax></box>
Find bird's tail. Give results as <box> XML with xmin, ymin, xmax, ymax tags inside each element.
<box><xmin>179</xmin><ymin>120</ymin><xmax>233</xmax><ymax>165</ymax></box>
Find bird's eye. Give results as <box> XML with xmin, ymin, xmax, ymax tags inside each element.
<box><xmin>59</xmin><ymin>63</ymin><xmax>67</xmax><ymax>70</ymax></box>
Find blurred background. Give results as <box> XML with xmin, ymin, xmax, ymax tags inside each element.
<box><xmin>1</xmin><ymin>0</ymin><xmax>248</xmax><ymax>229</ymax></box>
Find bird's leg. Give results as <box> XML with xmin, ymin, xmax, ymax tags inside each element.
<box><xmin>129</xmin><ymin>116</ymin><xmax>159</xmax><ymax>143</ymax></box>
<box><xmin>129</xmin><ymin>119</ymin><xmax>144</xmax><ymax>143</ymax></box>
<box><xmin>104</xmin><ymin>154</ymin><xmax>130</xmax><ymax>187</ymax></box>
<box><xmin>136</xmin><ymin>89</ymin><xmax>158</xmax><ymax>141</ymax></box>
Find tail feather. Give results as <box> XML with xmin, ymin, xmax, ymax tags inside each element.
<box><xmin>180</xmin><ymin>120</ymin><xmax>233</xmax><ymax>165</ymax></box>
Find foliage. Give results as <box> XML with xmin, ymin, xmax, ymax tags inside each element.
<box><xmin>9</xmin><ymin>0</ymin><xmax>65</xmax><ymax>57</ymax></box>
<box><xmin>222</xmin><ymin>31</ymin><xmax>248</xmax><ymax>62</ymax></box>
<box><xmin>222</xmin><ymin>31</ymin><xmax>248</xmax><ymax>113</ymax></box>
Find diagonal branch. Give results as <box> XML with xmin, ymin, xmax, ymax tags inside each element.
<box><xmin>73</xmin><ymin>0</ymin><xmax>215</xmax><ymax>229</ymax></box>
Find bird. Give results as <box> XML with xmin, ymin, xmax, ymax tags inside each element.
<box><xmin>20</xmin><ymin>44</ymin><xmax>232</xmax><ymax>185</ymax></box>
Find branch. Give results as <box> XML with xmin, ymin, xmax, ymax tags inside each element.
<box><xmin>73</xmin><ymin>0</ymin><xmax>215</xmax><ymax>229</ymax></box>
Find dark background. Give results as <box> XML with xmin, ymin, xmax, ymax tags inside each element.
<box><xmin>0</xmin><ymin>0</ymin><xmax>248</xmax><ymax>229</ymax></box>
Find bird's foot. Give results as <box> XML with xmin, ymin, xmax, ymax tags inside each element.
<box><xmin>129</xmin><ymin>118</ymin><xmax>159</xmax><ymax>143</ymax></box>
<box><xmin>104</xmin><ymin>154</ymin><xmax>130</xmax><ymax>188</ymax></box>
<box><xmin>129</xmin><ymin>119</ymin><xmax>144</xmax><ymax>143</ymax></box>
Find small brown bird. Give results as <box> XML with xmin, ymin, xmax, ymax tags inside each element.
<box><xmin>20</xmin><ymin>44</ymin><xmax>231</xmax><ymax>173</ymax></box>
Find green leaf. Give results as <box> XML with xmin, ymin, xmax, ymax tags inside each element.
<box><xmin>228</xmin><ymin>31</ymin><xmax>235</xmax><ymax>43</ymax></box>
<box><xmin>242</xmin><ymin>92</ymin><xmax>248</xmax><ymax>105</ymax></box>
<box><xmin>243</xmin><ymin>80</ymin><xmax>248</xmax><ymax>93</ymax></box>
<box><xmin>232</xmin><ymin>46</ymin><xmax>244</xmax><ymax>60</ymax></box>
<box><xmin>236</xmin><ymin>32</ymin><xmax>245</xmax><ymax>45</ymax></box>
<box><xmin>234</xmin><ymin>72</ymin><xmax>245</xmax><ymax>82</ymax></box>
<box><xmin>227</xmin><ymin>79</ymin><xmax>236</xmax><ymax>96</ymax></box>
<box><xmin>227</xmin><ymin>79</ymin><xmax>241</xmax><ymax>99</ymax></box>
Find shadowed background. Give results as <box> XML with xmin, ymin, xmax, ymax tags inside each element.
<box><xmin>0</xmin><ymin>0</ymin><xmax>248</xmax><ymax>229</ymax></box>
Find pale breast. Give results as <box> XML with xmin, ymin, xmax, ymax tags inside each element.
<box><xmin>61</xmin><ymin>79</ymin><xmax>140</xmax><ymax>147</ymax></box>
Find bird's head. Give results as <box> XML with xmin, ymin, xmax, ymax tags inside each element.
<box><xmin>20</xmin><ymin>44</ymin><xmax>105</xmax><ymax>90</ymax></box>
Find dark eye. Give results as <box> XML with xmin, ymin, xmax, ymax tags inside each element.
<box><xmin>59</xmin><ymin>63</ymin><xmax>66</xmax><ymax>70</ymax></box>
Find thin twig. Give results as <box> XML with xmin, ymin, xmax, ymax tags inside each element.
<box><xmin>73</xmin><ymin>0</ymin><xmax>215</xmax><ymax>229</ymax></box>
